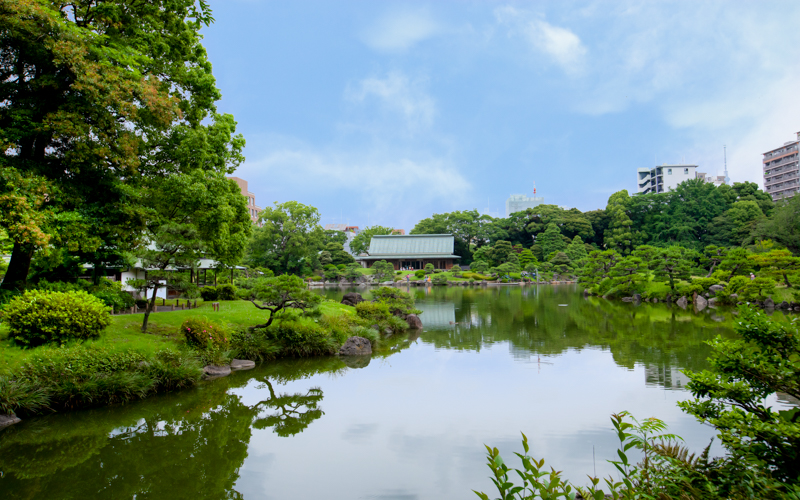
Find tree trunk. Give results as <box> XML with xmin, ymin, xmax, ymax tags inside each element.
<box><xmin>0</xmin><ymin>242</ymin><xmax>34</xmax><ymax>291</ymax></box>
<box><xmin>141</xmin><ymin>283</ymin><xmax>160</xmax><ymax>333</ymax></box>
<box><xmin>706</xmin><ymin>261</ymin><xmax>717</xmax><ymax>278</ymax></box>
<box><xmin>784</xmin><ymin>272</ymin><xmax>792</xmax><ymax>288</ymax></box>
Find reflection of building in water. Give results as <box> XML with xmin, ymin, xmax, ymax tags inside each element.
<box><xmin>645</xmin><ymin>364</ymin><xmax>691</xmax><ymax>390</ymax></box>
<box><xmin>415</xmin><ymin>302</ymin><xmax>456</xmax><ymax>328</ymax></box>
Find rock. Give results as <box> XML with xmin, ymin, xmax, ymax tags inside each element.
<box><xmin>405</xmin><ymin>314</ymin><xmax>423</xmax><ymax>329</ymax></box>
<box><xmin>764</xmin><ymin>297</ymin><xmax>775</xmax><ymax>309</ymax></box>
<box><xmin>652</xmin><ymin>298</ymin><xmax>658</xmax><ymax>303</ymax></box>
<box><xmin>708</xmin><ymin>297</ymin><xmax>718</xmax><ymax>307</ymax></box>
<box><xmin>778</xmin><ymin>301</ymin><xmax>790</xmax><ymax>309</ymax></box>
<box><xmin>621</xmin><ymin>297</ymin><xmax>634</xmax><ymax>302</ymax></box>
<box><xmin>696</xmin><ymin>295</ymin><xmax>708</xmax><ymax>311</ymax></box>
<box><xmin>381</xmin><ymin>281</ymin><xmax>394</xmax><ymax>286</ymax></box>
<box><xmin>230</xmin><ymin>359</ymin><xmax>256</xmax><ymax>371</ymax></box>
<box><xmin>633</xmin><ymin>293</ymin><xmax>642</xmax><ymax>302</ymax></box>
<box><xmin>341</xmin><ymin>355</ymin><xmax>371</xmax><ymax>369</ymax></box>
<box><xmin>676</xmin><ymin>296</ymin><xmax>688</xmax><ymax>309</ymax></box>
<box><xmin>341</xmin><ymin>292</ymin><xmax>364</xmax><ymax>307</ymax></box>
<box><xmin>729</xmin><ymin>293</ymin><xmax>738</xmax><ymax>300</ymax></box>
<box><xmin>203</xmin><ymin>364</ymin><xmax>231</xmax><ymax>379</ymax></box>
<box><xmin>583</xmin><ymin>289</ymin><xmax>590</xmax><ymax>296</ymax></box>
<box><xmin>708</xmin><ymin>284</ymin><xmax>725</xmax><ymax>296</ymax></box>
<box><xmin>0</xmin><ymin>413</ymin><xmax>21</xmax><ymax>429</ymax></box>
<box><xmin>383</xmin><ymin>328</ymin><xmax>393</xmax><ymax>335</ymax></box>
<box><xmin>339</xmin><ymin>336</ymin><xmax>373</xmax><ymax>356</ymax></box>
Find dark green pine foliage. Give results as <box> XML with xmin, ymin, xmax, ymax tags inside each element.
<box><xmin>651</xmin><ymin>246</ymin><xmax>693</xmax><ymax>293</ymax></box>
<box><xmin>539</xmin><ymin>223</ymin><xmax>567</xmax><ymax>260</ymax></box>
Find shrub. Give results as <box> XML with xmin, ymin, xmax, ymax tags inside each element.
<box><xmin>2</xmin><ymin>290</ymin><xmax>111</xmax><ymax>347</ymax></box>
<box><xmin>267</xmin><ymin>321</ymin><xmax>336</xmax><ymax>356</ymax></box>
<box><xmin>355</xmin><ymin>301</ymin><xmax>408</xmax><ymax>333</ymax></box>
<box><xmin>199</xmin><ymin>286</ymin><xmax>218</xmax><ymax>301</ymax></box>
<box><xmin>451</xmin><ymin>264</ymin><xmax>462</xmax><ymax>274</ymax></box>
<box><xmin>236</xmin><ymin>288</ymin><xmax>255</xmax><ymax>301</ymax></box>
<box><xmin>229</xmin><ymin>328</ymin><xmax>280</xmax><ymax>362</ymax></box>
<box><xmin>424</xmin><ymin>263</ymin><xmax>434</xmax><ymax>274</ymax></box>
<box><xmin>216</xmin><ymin>283</ymin><xmax>238</xmax><ymax>300</ymax></box>
<box><xmin>738</xmin><ymin>277</ymin><xmax>776</xmax><ymax>301</ymax></box>
<box><xmin>372</xmin><ymin>287</ymin><xmax>419</xmax><ymax>315</ymax></box>
<box><xmin>675</xmin><ymin>281</ymin><xmax>703</xmax><ymax>297</ymax></box>
<box><xmin>728</xmin><ymin>276</ymin><xmax>749</xmax><ymax>293</ymax></box>
<box><xmin>135</xmin><ymin>298</ymin><xmax>148</xmax><ymax>309</ymax></box>
<box><xmin>414</xmin><ymin>269</ymin><xmax>426</xmax><ymax>278</ymax></box>
<box><xmin>432</xmin><ymin>274</ymin><xmax>448</xmax><ymax>285</ymax></box>
<box><xmin>691</xmin><ymin>277</ymin><xmax>719</xmax><ymax>293</ymax></box>
<box><xmin>180</xmin><ymin>317</ymin><xmax>229</xmax><ymax>350</ymax></box>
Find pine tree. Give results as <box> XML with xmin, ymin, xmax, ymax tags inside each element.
<box><xmin>565</xmin><ymin>236</ymin><xmax>589</xmax><ymax>269</ymax></box>
<box><xmin>539</xmin><ymin>223</ymin><xmax>567</xmax><ymax>260</ymax></box>
<box><xmin>604</xmin><ymin>190</ymin><xmax>635</xmax><ymax>254</ymax></box>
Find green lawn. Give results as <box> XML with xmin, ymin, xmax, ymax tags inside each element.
<box><xmin>0</xmin><ymin>299</ymin><xmax>354</xmax><ymax>375</ymax></box>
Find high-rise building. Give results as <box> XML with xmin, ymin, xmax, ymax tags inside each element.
<box><xmin>227</xmin><ymin>176</ymin><xmax>263</xmax><ymax>224</ymax></box>
<box><xmin>763</xmin><ymin>132</ymin><xmax>800</xmax><ymax>202</ymax></box>
<box><xmin>505</xmin><ymin>194</ymin><xmax>544</xmax><ymax>217</ymax></box>
<box><xmin>637</xmin><ymin>164</ymin><xmax>698</xmax><ymax>194</ymax></box>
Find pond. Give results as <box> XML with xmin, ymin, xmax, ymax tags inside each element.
<box><xmin>1</xmin><ymin>285</ymin><xmax>796</xmax><ymax>499</ymax></box>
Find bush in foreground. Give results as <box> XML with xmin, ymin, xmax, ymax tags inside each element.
<box><xmin>2</xmin><ymin>290</ymin><xmax>111</xmax><ymax>347</ymax></box>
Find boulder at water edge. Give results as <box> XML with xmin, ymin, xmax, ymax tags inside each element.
<box><xmin>764</xmin><ymin>297</ymin><xmax>775</xmax><ymax>309</ymax></box>
<box><xmin>696</xmin><ymin>295</ymin><xmax>708</xmax><ymax>311</ymax></box>
<box><xmin>0</xmin><ymin>413</ymin><xmax>21</xmax><ymax>429</ymax></box>
<box><xmin>231</xmin><ymin>359</ymin><xmax>256</xmax><ymax>370</ymax></box>
<box><xmin>405</xmin><ymin>314</ymin><xmax>423</xmax><ymax>329</ymax></box>
<box><xmin>339</xmin><ymin>336</ymin><xmax>373</xmax><ymax>356</ymax></box>
<box><xmin>676</xmin><ymin>296</ymin><xmax>688</xmax><ymax>309</ymax></box>
<box><xmin>341</xmin><ymin>292</ymin><xmax>364</xmax><ymax>307</ymax></box>
<box><xmin>708</xmin><ymin>284</ymin><xmax>725</xmax><ymax>296</ymax></box>
<box><xmin>203</xmin><ymin>364</ymin><xmax>231</xmax><ymax>379</ymax></box>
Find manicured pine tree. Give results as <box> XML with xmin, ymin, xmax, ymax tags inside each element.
<box><xmin>651</xmin><ymin>246</ymin><xmax>693</xmax><ymax>293</ymax></box>
<box><xmin>539</xmin><ymin>223</ymin><xmax>567</xmax><ymax>261</ymax></box>
<box><xmin>604</xmin><ymin>190</ymin><xmax>635</xmax><ymax>255</ymax></box>
<box><xmin>565</xmin><ymin>236</ymin><xmax>588</xmax><ymax>269</ymax></box>
<box><xmin>754</xmin><ymin>249</ymin><xmax>800</xmax><ymax>288</ymax></box>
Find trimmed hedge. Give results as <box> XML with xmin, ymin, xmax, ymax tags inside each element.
<box><xmin>2</xmin><ymin>290</ymin><xmax>112</xmax><ymax>347</ymax></box>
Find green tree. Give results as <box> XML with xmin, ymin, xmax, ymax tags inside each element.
<box><xmin>726</xmin><ymin>200</ymin><xmax>765</xmax><ymax>245</ymax></box>
<box><xmin>679</xmin><ymin>308</ymin><xmax>800</xmax><ymax>483</ymax></box>
<box><xmin>752</xmin><ymin>194</ymin><xmax>800</xmax><ymax>255</ymax></box>
<box><xmin>608</xmin><ymin>256</ymin><xmax>646</xmax><ymax>295</ymax></box>
<box><xmin>754</xmin><ymin>249</ymin><xmax>800</xmax><ymax>288</ymax></box>
<box><xmin>372</xmin><ymin>260</ymin><xmax>394</xmax><ymax>282</ymax></box>
<box><xmin>249</xmin><ymin>275</ymin><xmax>322</xmax><ymax>329</ymax></box>
<box><xmin>349</xmin><ymin>225</ymin><xmax>393</xmax><ymax>256</ymax></box>
<box><xmin>702</xmin><ymin>245</ymin><xmax>728</xmax><ymax>278</ymax></box>
<box><xmin>550</xmin><ymin>251</ymin><xmax>572</xmax><ymax>278</ymax></box>
<box><xmin>323</xmin><ymin>264</ymin><xmax>340</xmax><ymax>283</ymax></box>
<box><xmin>325</xmin><ymin>242</ymin><xmax>355</xmax><ymax>266</ymax></box>
<box><xmin>539</xmin><ymin>223</ymin><xmax>566</xmax><ymax>260</ymax></box>
<box><xmin>565</xmin><ymin>236</ymin><xmax>588</xmax><ymax>269</ymax></box>
<box><xmin>718</xmin><ymin>247</ymin><xmax>753</xmax><ymax>280</ymax></box>
<box><xmin>579</xmin><ymin>249</ymin><xmax>622</xmax><ymax>289</ymax></box>
<box><xmin>411</xmin><ymin>209</ymin><xmax>491</xmax><ymax>263</ymax></box>
<box><xmin>604</xmin><ymin>190</ymin><xmax>635</xmax><ymax>254</ymax></box>
<box><xmin>518</xmin><ymin>249</ymin><xmax>537</xmax><ymax>268</ymax></box>
<box><xmin>319</xmin><ymin>251</ymin><xmax>332</xmax><ymax>267</ymax></box>
<box><xmin>130</xmin><ymin>169</ymin><xmax>250</xmax><ymax>332</ymax></box>
<box><xmin>651</xmin><ymin>246</ymin><xmax>693</xmax><ymax>294</ymax></box>
<box><xmin>324</xmin><ymin>229</ymin><xmax>347</xmax><ymax>246</ymax></box>
<box><xmin>0</xmin><ymin>0</ymin><xmax>222</xmax><ymax>291</ymax></box>
<box><xmin>491</xmin><ymin>240</ymin><xmax>515</xmax><ymax>266</ymax></box>
<box><xmin>247</xmin><ymin>201</ymin><xmax>324</xmax><ymax>275</ymax></box>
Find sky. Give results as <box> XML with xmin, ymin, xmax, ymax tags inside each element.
<box><xmin>201</xmin><ymin>0</ymin><xmax>800</xmax><ymax>231</ymax></box>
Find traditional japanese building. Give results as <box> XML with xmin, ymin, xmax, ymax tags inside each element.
<box><xmin>357</xmin><ymin>234</ymin><xmax>460</xmax><ymax>270</ymax></box>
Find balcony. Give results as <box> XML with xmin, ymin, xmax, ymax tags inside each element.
<box><xmin>766</xmin><ymin>173</ymin><xmax>800</xmax><ymax>188</ymax></box>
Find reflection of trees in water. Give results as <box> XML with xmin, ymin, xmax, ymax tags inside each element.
<box><xmin>411</xmin><ymin>286</ymin><xmax>758</xmax><ymax>380</ymax></box>
<box><xmin>252</xmin><ymin>380</ymin><xmax>324</xmax><ymax>437</ymax></box>
<box><xmin>0</xmin><ymin>329</ymin><xmax>424</xmax><ymax>498</ymax></box>
<box><xmin>0</xmin><ymin>359</ymin><xmax>338</xmax><ymax>499</ymax></box>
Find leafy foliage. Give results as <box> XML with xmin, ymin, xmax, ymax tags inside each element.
<box><xmin>349</xmin><ymin>225</ymin><xmax>394</xmax><ymax>256</ymax></box>
<box><xmin>248</xmin><ymin>275</ymin><xmax>322</xmax><ymax>329</ymax></box>
<box><xmin>246</xmin><ymin>201</ymin><xmax>325</xmax><ymax>275</ymax></box>
<box><xmin>372</xmin><ymin>260</ymin><xmax>395</xmax><ymax>282</ymax></box>
<box><xmin>3</xmin><ymin>290</ymin><xmax>111</xmax><ymax>346</ymax></box>
<box><xmin>181</xmin><ymin>317</ymin><xmax>229</xmax><ymax>350</ymax></box>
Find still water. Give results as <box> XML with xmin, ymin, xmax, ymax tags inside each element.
<box><xmin>1</xmin><ymin>285</ymin><xmax>795</xmax><ymax>499</ymax></box>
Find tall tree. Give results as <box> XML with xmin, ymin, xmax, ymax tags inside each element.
<box><xmin>754</xmin><ymin>249</ymin><xmax>800</xmax><ymax>288</ymax></box>
<box><xmin>325</xmin><ymin>242</ymin><xmax>355</xmax><ymax>266</ymax></box>
<box><xmin>411</xmin><ymin>209</ymin><xmax>491</xmax><ymax>262</ymax></box>
<box><xmin>604</xmin><ymin>190</ymin><xmax>635</xmax><ymax>254</ymax></box>
<box><xmin>752</xmin><ymin>195</ymin><xmax>800</xmax><ymax>255</ymax></box>
<box><xmin>565</xmin><ymin>236</ymin><xmax>589</xmax><ymax>269</ymax></box>
<box><xmin>349</xmin><ymin>225</ymin><xmax>393</xmax><ymax>256</ymax></box>
<box><xmin>247</xmin><ymin>201</ymin><xmax>324</xmax><ymax>275</ymax></box>
<box><xmin>539</xmin><ymin>223</ymin><xmax>567</xmax><ymax>260</ymax></box>
<box><xmin>651</xmin><ymin>246</ymin><xmax>693</xmax><ymax>293</ymax></box>
<box><xmin>0</xmin><ymin>0</ymin><xmax>222</xmax><ymax>290</ymax></box>
<box><xmin>133</xmin><ymin>168</ymin><xmax>251</xmax><ymax>332</ymax></box>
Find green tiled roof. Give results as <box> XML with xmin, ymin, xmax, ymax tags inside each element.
<box><xmin>359</xmin><ymin>253</ymin><xmax>461</xmax><ymax>260</ymax></box>
<box><xmin>366</xmin><ymin>234</ymin><xmax>456</xmax><ymax>255</ymax></box>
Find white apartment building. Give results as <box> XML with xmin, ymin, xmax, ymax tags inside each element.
<box><xmin>763</xmin><ymin>132</ymin><xmax>800</xmax><ymax>202</ymax></box>
<box><xmin>637</xmin><ymin>165</ymin><xmax>698</xmax><ymax>194</ymax></box>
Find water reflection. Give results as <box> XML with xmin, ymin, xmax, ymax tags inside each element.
<box><xmin>1</xmin><ymin>286</ymin><xmax>795</xmax><ymax>499</ymax></box>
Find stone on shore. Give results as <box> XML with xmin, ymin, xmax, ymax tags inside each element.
<box><xmin>405</xmin><ymin>314</ymin><xmax>423</xmax><ymax>329</ymax></box>
<box><xmin>339</xmin><ymin>336</ymin><xmax>372</xmax><ymax>356</ymax></box>
<box><xmin>0</xmin><ymin>413</ymin><xmax>21</xmax><ymax>429</ymax></box>
<box><xmin>203</xmin><ymin>364</ymin><xmax>231</xmax><ymax>379</ymax></box>
<box><xmin>676</xmin><ymin>296</ymin><xmax>688</xmax><ymax>309</ymax></box>
<box><xmin>695</xmin><ymin>295</ymin><xmax>708</xmax><ymax>311</ymax></box>
<box><xmin>341</xmin><ymin>292</ymin><xmax>364</xmax><ymax>307</ymax></box>
<box><xmin>708</xmin><ymin>284</ymin><xmax>725</xmax><ymax>296</ymax></box>
<box><xmin>764</xmin><ymin>297</ymin><xmax>775</xmax><ymax>309</ymax></box>
<box><xmin>231</xmin><ymin>359</ymin><xmax>256</xmax><ymax>371</ymax></box>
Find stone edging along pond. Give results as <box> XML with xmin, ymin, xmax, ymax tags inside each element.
<box><xmin>308</xmin><ymin>280</ymin><xmax>578</xmax><ymax>287</ymax></box>
<box><xmin>586</xmin><ymin>286</ymin><xmax>800</xmax><ymax>312</ymax></box>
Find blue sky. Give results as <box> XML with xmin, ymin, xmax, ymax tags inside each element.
<box><xmin>202</xmin><ymin>1</ymin><xmax>800</xmax><ymax>231</ymax></box>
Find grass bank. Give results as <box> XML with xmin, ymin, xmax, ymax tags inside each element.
<box><xmin>0</xmin><ymin>299</ymin><xmax>360</xmax><ymax>417</ymax></box>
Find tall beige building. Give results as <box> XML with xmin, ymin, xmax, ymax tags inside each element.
<box><xmin>763</xmin><ymin>132</ymin><xmax>800</xmax><ymax>201</ymax></box>
<box><xmin>228</xmin><ymin>176</ymin><xmax>263</xmax><ymax>224</ymax></box>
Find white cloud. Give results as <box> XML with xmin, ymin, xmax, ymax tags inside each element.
<box><xmin>495</xmin><ymin>6</ymin><xmax>587</xmax><ymax>75</ymax></box>
<box><xmin>361</xmin><ymin>8</ymin><xmax>439</xmax><ymax>52</ymax></box>
<box><xmin>346</xmin><ymin>71</ymin><xmax>436</xmax><ymax>131</ymax></box>
<box><xmin>239</xmin><ymin>146</ymin><xmax>471</xmax><ymax>218</ymax></box>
